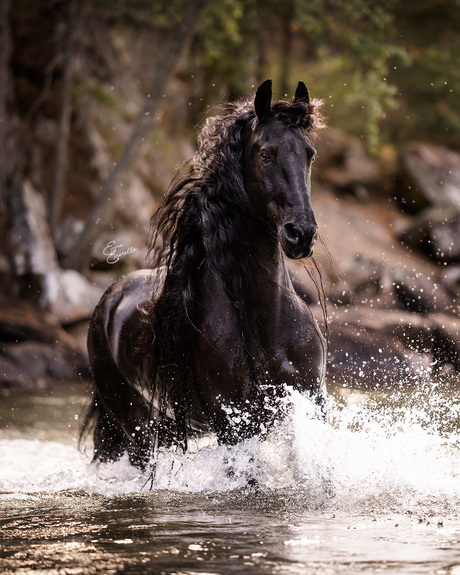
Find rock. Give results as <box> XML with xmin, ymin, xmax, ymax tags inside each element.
<box><xmin>15</xmin><ymin>269</ymin><xmax>103</xmax><ymax>324</ymax></box>
<box><xmin>442</xmin><ymin>265</ymin><xmax>460</xmax><ymax>298</ymax></box>
<box><xmin>326</xmin><ymin>322</ymin><xmax>420</xmax><ymax>388</ymax></box>
<box><xmin>315</xmin><ymin>128</ymin><xmax>381</xmax><ymax>198</ymax></box>
<box><xmin>42</xmin><ymin>269</ymin><xmax>103</xmax><ymax>324</ymax></box>
<box><xmin>0</xmin><ymin>306</ymin><xmax>90</xmax><ymax>390</ymax></box>
<box><xmin>54</xmin><ymin>175</ymin><xmax>152</xmax><ymax>272</ymax></box>
<box><xmin>391</xmin><ymin>264</ymin><xmax>457</xmax><ymax>313</ymax></box>
<box><xmin>330</xmin><ymin>255</ymin><xmax>397</xmax><ymax>309</ymax></box>
<box><xmin>7</xmin><ymin>180</ymin><xmax>104</xmax><ymax>323</ymax></box>
<box><xmin>399</xmin><ymin>205</ymin><xmax>460</xmax><ymax>263</ymax></box>
<box><xmin>346</xmin><ymin>255</ymin><xmax>455</xmax><ymax>313</ymax></box>
<box><xmin>327</xmin><ymin>254</ymin><xmax>457</xmax><ymax>314</ymax></box>
<box><xmin>8</xmin><ymin>179</ymin><xmax>59</xmax><ymax>277</ymax></box>
<box><xmin>0</xmin><ymin>341</ymin><xmax>88</xmax><ymax>389</ymax></box>
<box><xmin>0</xmin><ymin>306</ymin><xmax>80</xmax><ymax>348</ymax></box>
<box><xmin>428</xmin><ymin>313</ymin><xmax>460</xmax><ymax>372</ymax></box>
<box><xmin>398</xmin><ymin>142</ymin><xmax>460</xmax><ymax>212</ymax></box>
<box><xmin>116</xmin><ymin>173</ymin><xmax>156</xmax><ymax>232</ymax></box>
<box><xmin>54</xmin><ymin>217</ymin><xmax>86</xmax><ymax>261</ymax></box>
<box><xmin>328</xmin><ymin>305</ymin><xmax>460</xmax><ymax>379</ymax></box>
<box><xmin>332</xmin><ymin>306</ymin><xmax>432</xmax><ymax>350</ymax></box>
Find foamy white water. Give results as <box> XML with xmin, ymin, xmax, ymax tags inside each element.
<box><xmin>1</xmin><ymin>384</ymin><xmax>460</xmax><ymax>516</ymax></box>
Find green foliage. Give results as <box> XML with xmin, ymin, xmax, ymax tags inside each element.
<box><xmin>72</xmin><ymin>76</ymin><xmax>121</xmax><ymax>109</ymax></box>
<box><xmin>188</xmin><ymin>0</ymin><xmax>410</xmax><ymax>148</ymax></box>
<box><xmin>290</xmin><ymin>0</ymin><xmax>410</xmax><ymax>149</ymax></box>
<box><xmin>191</xmin><ymin>0</ymin><xmax>258</xmax><ymax>98</ymax></box>
<box><xmin>386</xmin><ymin>0</ymin><xmax>460</xmax><ymax>147</ymax></box>
<box><xmin>86</xmin><ymin>0</ymin><xmax>460</xmax><ymax>149</ymax></box>
<box><xmin>47</xmin><ymin>0</ymin><xmax>460</xmax><ymax>151</ymax></box>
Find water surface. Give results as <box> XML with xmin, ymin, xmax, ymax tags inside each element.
<box><xmin>1</xmin><ymin>380</ymin><xmax>460</xmax><ymax>574</ymax></box>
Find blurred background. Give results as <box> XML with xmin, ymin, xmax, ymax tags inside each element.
<box><xmin>0</xmin><ymin>0</ymin><xmax>459</xmax><ymax>391</ymax></box>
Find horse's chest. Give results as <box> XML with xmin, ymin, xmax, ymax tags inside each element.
<box><xmin>197</xmin><ymin>288</ymin><xmax>323</xmax><ymax>392</ymax></box>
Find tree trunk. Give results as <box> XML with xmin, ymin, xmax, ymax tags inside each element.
<box><xmin>279</xmin><ymin>1</ymin><xmax>295</xmax><ymax>97</ymax></box>
<box><xmin>0</xmin><ymin>0</ymin><xmax>10</xmax><ymax>208</ymax></box>
<box><xmin>66</xmin><ymin>0</ymin><xmax>211</xmax><ymax>271</ymax></box>
<box><xmin>49</xmin><ymin>0</ymin><xmax>78</xmax><ymax>232</ymax></box>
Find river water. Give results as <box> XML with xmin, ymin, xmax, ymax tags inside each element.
<box><xmin>1</xmin><ymin>379</ymin><xmax>460</xmax><ymax>574</ymax></box>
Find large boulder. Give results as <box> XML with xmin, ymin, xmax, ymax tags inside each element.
<box><xmin>327</xmin><ymin>305</ymin><xmax>460</xmax><ymax>387</ymax></box>
<box><xmin>40</xmin><ymin>269</ymin><xmax>104</xmax><ymax>324</ymax></box>
<box><xmin>0</xmin><ymin>306</ymin><xmax>90</xmax><ymax>389</ymax></box>
<box><xmin>398</xmin><ymin>142</ymin><xmax>460</xmax><ymax>212</ymax></box>
<box><xmin>399</xmin><ymin>204</ymin><xmax>460</xmax><ymax>264</ymax></box>
<box><xmin>0</xmin><ymin>341</ymin><xmax>87</xmax><ymax>389</ymax></box>
<box><xmin>328</xmin><ymin>254</ymin><xmax>457</xmax><ymax>314</ymax></box>
<box><xmin>327</xmin><ymin>322</ymin><xmax>416</xmax><ymax>388</ymax></box>
<box><xmin>315</xmin><ymin>128</ymin><xmax>382</xmax><ymax>199</ymax></box>
<box><xmin>442</xmin><ymin>265</ymin><xmax>460</xmax><ymax>299</ymax></box>
<box><xmin>397</xmin><ymin>143</ymin><xmax>460</xmax><ymax>263</ymax></box>
<box><xmin>391</xmin><ymin>263</ymin><xmax>457</xmax><ymax>313</ymax></box>
<box><xmin>8</xmin><ymin>180</ymin><xmax>103</xmax><ymax>323</ymax></box>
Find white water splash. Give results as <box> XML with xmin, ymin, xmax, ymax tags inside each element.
<box><xmin>1</xmin><ymin>384</ymin><xmax>460</xmax><ymax>514</ymax></box>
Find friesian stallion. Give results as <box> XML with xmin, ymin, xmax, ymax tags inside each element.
<box><xmin>83</xmin><ymin>79</ymin><xmax>327</xmax><ymax>469</ymax></box>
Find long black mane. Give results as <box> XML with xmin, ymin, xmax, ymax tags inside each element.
<box><xmin>142</xmin><ymin>94</ymin><xmax>324</xmax><ymax>451</ymax></box>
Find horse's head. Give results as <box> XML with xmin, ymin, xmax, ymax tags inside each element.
<box><xmin>244</xmin><ymin>79</ymin><xmax>319</xmax><ymax>259</ymax></box>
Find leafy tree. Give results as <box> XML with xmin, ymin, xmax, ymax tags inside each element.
<box><xmin>387</xmin><ymin>0</ymin><xmax>460</xmax><ymax>147</ymax></box>
<box><xmin>189</xmin><ymin>0</ymin><xmax>408</xmax><ymax>148</ymax></box>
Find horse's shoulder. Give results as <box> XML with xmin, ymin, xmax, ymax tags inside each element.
<box><xmin>90</xmin><ymin>268</ymin><xmax>163</xmax><ymax>346</ymax></box>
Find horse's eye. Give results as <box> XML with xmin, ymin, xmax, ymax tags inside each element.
<box><xmin>260</xmin><ymin>150</ymin><xmax>270</xmax><ymax>163</ymax></box>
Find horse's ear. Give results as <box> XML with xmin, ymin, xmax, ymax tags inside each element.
<box><xmin>254</xmin><ymin>79</ymin><xmax>272</xmax><ymax>121</ymax></box>
<box><xmin>293</xmin><ymin>81</ymin><xmax>310</xmax><ymax>105</ymax></box>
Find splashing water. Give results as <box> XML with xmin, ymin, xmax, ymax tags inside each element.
<box><xmin>1</xmin><ymin>380</ymin><xmax>460</xmax><ymax>517</ymax></box>
<box><xmin>3</xmin><ymin>381</ymin><xmax>460</xmax><ymax>575</ymax></box>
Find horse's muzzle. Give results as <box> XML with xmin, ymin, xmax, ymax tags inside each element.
<box><xmin>282</xmin><ymin>223</ymin><xmax>318</xmax><ymax>259</ymax></box>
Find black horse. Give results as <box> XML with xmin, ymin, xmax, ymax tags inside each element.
<box><xmin>83</xmin><ymin>80</ymin><xmax>327</xmax><ymax>469</ymax></box>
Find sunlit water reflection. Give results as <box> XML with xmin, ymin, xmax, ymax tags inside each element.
<box><xmin>1</xmin><ymin>379</ymin><xmax>460</xmax><ymax>574</ymax></box>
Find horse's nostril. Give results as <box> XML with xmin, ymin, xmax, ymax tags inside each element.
<box><xmin>284</xmin><ymin>223</ymin><xmax>302</xmax><ymax>244</ymax></box>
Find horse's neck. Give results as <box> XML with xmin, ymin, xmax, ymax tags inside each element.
<box><xmin>245</xmin><ymin>249</ymin><xmax>291</xmax><ymax>319</ymax></box>
<box><xmin>203</xmin><ymin>239</ymin><xmax>293</xmax><ymax>347</ymax></box>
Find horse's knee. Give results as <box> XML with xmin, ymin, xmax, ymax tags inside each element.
<box><xmin>92</xmin><ymin>397</ymin><xmax>128</xmax><ymax>463</ymax></box>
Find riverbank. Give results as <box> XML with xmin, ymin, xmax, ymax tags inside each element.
<box><xmin>1</xmin><ymin>129</ymin><xmax>460</xmax><ymax>392</ymax></box>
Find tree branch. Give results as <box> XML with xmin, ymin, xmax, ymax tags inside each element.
<box><xmin>49</xmin><ymin>0</ymin><xmax>78</xmax><ymax>231</ymax></box>
<box><xmin>0</xmin><ymin>0</ymin><xmax>10</xmax><ymax>208</ymax></box>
